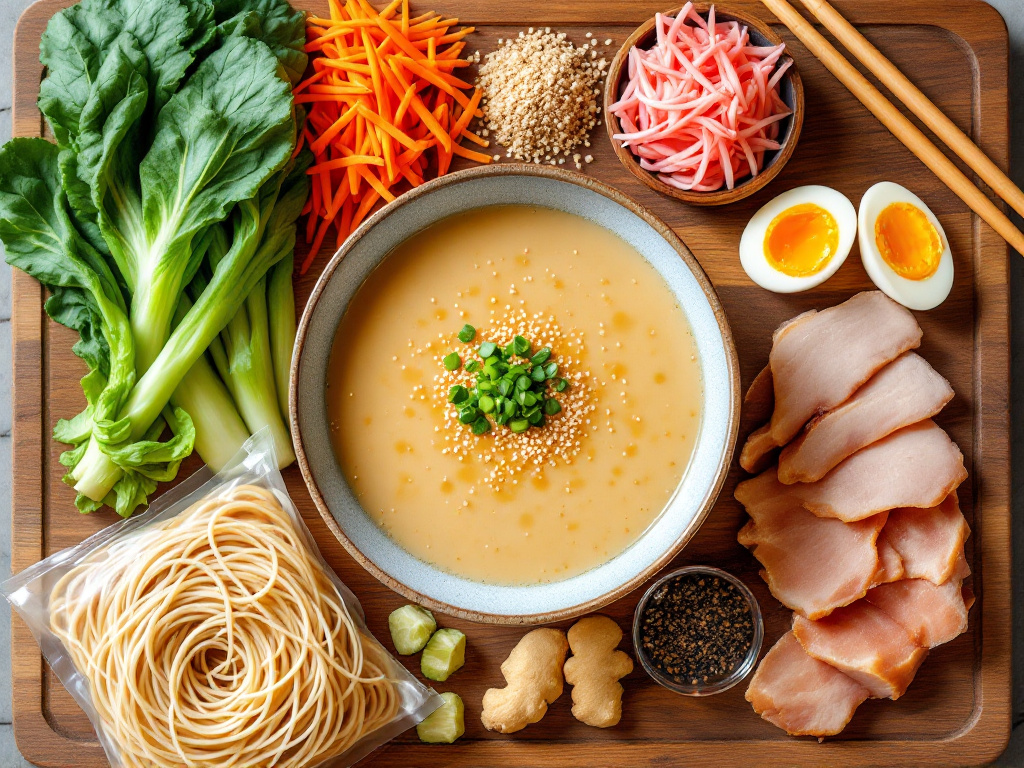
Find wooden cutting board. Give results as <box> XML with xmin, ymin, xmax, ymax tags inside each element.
<box><xmin>10</xmin><ymin>0</ymin><xmax>1011</xmax><ymax>765</ymax></box>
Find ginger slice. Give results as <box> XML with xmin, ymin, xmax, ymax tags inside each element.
<box><xmin>563</xmin><ymin>615</ymin><xmax>633</xmax><ymax>727</ymax></box>
<box><xmin>481</xmin><ymin>628</ymin><xmax>568</xmax><ymax>733</ymax></box>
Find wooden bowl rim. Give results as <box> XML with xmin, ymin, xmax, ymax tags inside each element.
<box><xmin>603</xmin><ymin>2</ymin><xmax>805</xmax><ymax>206</ymax></box>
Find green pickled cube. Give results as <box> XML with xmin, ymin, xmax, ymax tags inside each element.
<box><xmin>388</xmin><ymin>604</ymin><xmax>437</xmax><ymax>655</ymax></box>
<box><xmin>421</xmin><ymin>628</ymin><xmax>466</xmax><ymax>681</ymax></box>
<box><xmin>417</xmin><ymin>692</ymin><xmax>465</xmax><ymax>744</ymax></box>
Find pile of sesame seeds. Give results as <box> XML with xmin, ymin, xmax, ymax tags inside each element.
<box><xmin>476</xmin><ymin>28</ymin><xmax>610</xmax><ymax>168</ymax></box>
<box><xmin>430</xmin><ymin>308</ymin><xmax>596</xmax><ymax>489</ymax></box>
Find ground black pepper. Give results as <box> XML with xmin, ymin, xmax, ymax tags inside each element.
<box><xmin>639</xmin><ymin>571</ymin><xmax>754</xmax><ymax>686</ymax></box>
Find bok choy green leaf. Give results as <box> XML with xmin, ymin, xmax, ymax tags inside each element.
<box><xmin>0</xmin><ymin>0</ymin><xmax>309</xmax><ymax>516</ymax></box>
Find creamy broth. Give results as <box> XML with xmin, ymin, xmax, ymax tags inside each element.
<box><xmin>327</xmin><ymin>206</ymin><xmax>702</xmax><ymax>584</ymax></box>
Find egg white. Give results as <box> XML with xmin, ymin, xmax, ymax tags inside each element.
<box><xmin>857</xmin><ymin>182</ymin><xmax>953</xmax><ymax>311</ymax></box>
<box><xmin>739</xmin><ymin>185</ymin><xmax>857</xmax><ymax>293</ymax></box>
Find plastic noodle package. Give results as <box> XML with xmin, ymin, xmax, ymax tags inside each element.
<box><xmin>3</xmin><ymin>430</ymin><xmax>442</xmax><ymax>768</ymax></box>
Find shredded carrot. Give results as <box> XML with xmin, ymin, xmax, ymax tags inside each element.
<box><xmin>294</xmin><ymin>0</ymin><xmax>490</xmax><ymax>275</ymax></box>
<box><xmin>309</xmin><ymin>103</ymin><xmax>360</xmax><ymax>155</ymax></box>
<box><xmin>460</xmin><ymin>127</ymin><xmax>490</xmax><ymax>148</ymax></box>
<box><xmin>308</xmin><ymin>155</ymin><xmax>384</xmax><ymax>173</ymax></box>
<box><xmin>452</xmin><ymin>143</ymin><xmax>493</xmax><ymax>164</ymax></box>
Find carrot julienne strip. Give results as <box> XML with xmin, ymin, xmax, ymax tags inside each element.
<box><xmin>354</xmin><ymin>163</ymin><xmax>396</xmax><ymax>202</ymax></box>
<box><xmin>296</xmin><ymin>0</ymin><xmax>489</xmax><ymax>275</ymax></box>
<box><xmin>452</xmin><ymin>143</ymin><xmax>492</xmax><ymax>164</ymax></box>
<box><xmin>308</xmin><ymin>155</ymin><xmax>384</xmax><ymax>173</ymax></box>
<box><xmin>460</xmin><ymin>128</ymin><xmax>489</xmax><ymax>147</ymax></box>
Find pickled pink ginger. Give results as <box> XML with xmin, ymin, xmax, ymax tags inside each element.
<box><xmin>609</xmin><ymin>3</ymin><xmax>792</xmax><ymax>192</ymax></box>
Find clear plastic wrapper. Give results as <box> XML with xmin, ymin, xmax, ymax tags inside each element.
<box><xmin>2</xmin><ymin>430</ymin><xmax>441</xmax><ymax>768</ymax></box>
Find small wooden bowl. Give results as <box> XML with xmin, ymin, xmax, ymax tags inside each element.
<box><xmin>603</xmin><ymin>4</ymin><xmax>804</xmax><ymax>206</ymax></box>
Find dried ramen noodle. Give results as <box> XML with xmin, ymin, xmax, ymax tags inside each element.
<box><xmin>49</xmin><ymin>484</ymin><xmax>400</xmax><ymax>768</ymax></box>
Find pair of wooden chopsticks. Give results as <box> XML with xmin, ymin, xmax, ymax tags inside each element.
<box><xmin>761</xmin><ymin>0</ymin><xmax>1024</xmax><ymax>256</ymax></box>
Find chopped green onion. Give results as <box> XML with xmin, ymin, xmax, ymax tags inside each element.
<box><xmin>445</xmin><ymin>327</ymin><xmax>573</xmax><ymax>436</ymax></box>
<box><xmin>512</xmin><ymin>336</ymin><xmax>530</xmax><ymax>355</ymax></box>
<box><xmin>448</xmin><ymin>385</ymin><xmax>469</xmax><ymax>404</ymax></box>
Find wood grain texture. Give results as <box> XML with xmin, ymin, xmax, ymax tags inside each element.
<box><xmin>9</xmin><ymin>0</ymin><xmax>1011</xmax><ymax>765</ymax></box>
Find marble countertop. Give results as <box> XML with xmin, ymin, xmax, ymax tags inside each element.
<box><xmin>0</xmin><ymin>0</ymin><xmax>1020</xmax><ymax>764</ymax></box>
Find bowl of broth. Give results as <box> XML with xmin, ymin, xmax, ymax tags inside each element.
<box><xmin>292</xmin><ymin>165</ymin><xmax>740</xmax><ymax>624</ymax></box>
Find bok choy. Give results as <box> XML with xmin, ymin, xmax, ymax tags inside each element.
<box><xmin>0</xmin><ymin>0</ymin><xmax>309</xmax><ymax>516</ymax></box>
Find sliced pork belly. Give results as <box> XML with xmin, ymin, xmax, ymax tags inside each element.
<box><xmin>736</xmin><ymin>471</ymin><xmax>888</xmax><ymax>619</ymax></box>
<box><xmin>739</xmin><ymin>315</ymin><xmax>816</xmax><ymax>472</ymax></box>
<box><xmin>793</xmin><ymin>603</ymin><xmax>927</xmax><ymax>699</ymax></box>
<box><xmin>872</xmin><ymin>534</ymin><xmax>905</xmax><ymax>585</ymax></box>
<box><xmin>746</xmin><ymin>632</ymin><xmax>870</xmax><ymax>739</ymax></box>
<box><xmin>745</xmin><ymin>365</ymin><xmax>774</xmax><ymax>426</ymax></box>
<box><xmin>794</xmin><ymin>421</ymin><xmax>967</xmax><ymax>522</ymax></box>
<box><xmin>778</xmin><ymin>353</ymin><xmax>954</xmax><ymax>484</ymax></box>
<box><xmin>739</xmin><ymin>424</ymin><xmax>778</xmax><ymax>475</ymax></box>
<box><xmin>767</xmin><ymin>291</ymin><xmax>922</xmax><ymax>447</ymax></box>
<box><xmin>739</xmin><ymin>367</ymin><xmax>777</xmax><ymax>473</ymax></box>
<box><xmin>883</xmin><ymin>493</ymin><xmax>970</xmax><ymax>584</ymax></box>
<box><xmin>865</xmin><ymin>573</ymin><xmax>971</xmax><ymax>649</ymax></box>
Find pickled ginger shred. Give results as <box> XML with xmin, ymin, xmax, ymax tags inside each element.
<box><xmin>609</xmin><ymin>3</ymin><xmax>792</xmax><ymax>191</ymax></box>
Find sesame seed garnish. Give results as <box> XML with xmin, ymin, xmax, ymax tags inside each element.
<box><xmin>476</xmin><ymin>29</ymin><xmax>607</xmax><ymax>166</ymax></box>
<box><xmin>423</xmin><ymin>306</ymin><xmax>596</xmax><ymax>490</ymax></box>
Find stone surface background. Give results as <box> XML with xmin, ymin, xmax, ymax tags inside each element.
<box><xmin>0</xmin><ymin>0</ymin><xmax>1020</xmax><ymax>764</ymax></box>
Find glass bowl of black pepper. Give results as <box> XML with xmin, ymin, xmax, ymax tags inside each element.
<box><xmin>632</xmin><ymin>565</ymin><xmax>763</xmax><ymax>696</ymax></box>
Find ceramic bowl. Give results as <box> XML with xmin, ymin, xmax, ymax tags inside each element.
<box><xmin>604</xmin><ymin>4</ymin><xmax>804</xmax><ymax>206</ymax></box>
<box><xmin>291</xmin><ymin>164</ymin><xmax>740</xmax><ymax>624</ymax></box>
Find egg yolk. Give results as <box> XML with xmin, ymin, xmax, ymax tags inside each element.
<box><xmin>763</xmin><ymin>203</ymin><xmax>839</xmax><ymax>277</ymax></box>
<box><xmin>873</xmin><ymin>202</ymin><xmax>942</xmax><ymax>280</ymax></box>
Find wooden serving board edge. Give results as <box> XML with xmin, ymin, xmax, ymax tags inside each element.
<box><xmin>8</xmin><ymin>0</ymin><xmax>1013</xmax><ymax>765</ymax></box>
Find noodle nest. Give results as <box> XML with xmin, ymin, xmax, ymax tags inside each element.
<box><xmin>50</xmin><ymin>484</ymin><xmax>399</xmax><ymax>768</ymax></box>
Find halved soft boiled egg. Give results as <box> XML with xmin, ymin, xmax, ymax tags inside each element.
<box><xmin>740</xmin><ymin>186</ymin><xmax>857</xmax><ymax>293</ymax></box>
<box><xmin>858</xmin><ymin>182</ymin><xmax>953</xmax><ymax>310</ymax></box>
